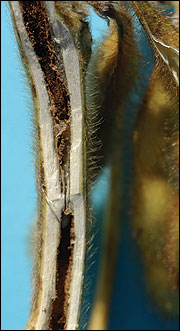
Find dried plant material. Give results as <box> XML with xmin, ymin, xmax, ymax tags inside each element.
<box><xmin>9</xmin><ymin>1</ymin><xmax>90</xmax><ymax>329</ymax></box>
<box><xmin>9</xmin><ymin>1</ymin><xmax>179</xmax><ymax>330</ymax></box>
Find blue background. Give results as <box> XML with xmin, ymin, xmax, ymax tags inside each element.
<box><xmin>1</xmin><ymin>2</ymin><xmax>179</xmax><ymax>330</ymax></box>
<box><xmin>2</xmin><ymin>2</ymin><xmax>36</xmax><ymax>329</ymax></box>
